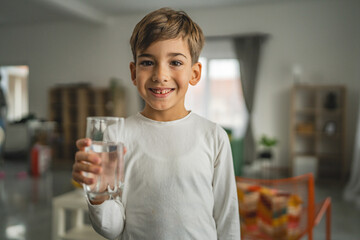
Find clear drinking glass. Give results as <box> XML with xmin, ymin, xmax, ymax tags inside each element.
<box><xmin>83</xmin><ymin>117</ymin><xmax>124</xmax><ymax>202</ymax></box>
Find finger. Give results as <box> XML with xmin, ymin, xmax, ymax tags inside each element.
<box><xmin>74</xmin><ymin>161</ymin><xmax>102</xmax><ymax>174</ymax></box>
<box><xmin>72</xmin><ymin>161</ymin><xmax>102</xmax><ymax>184</ymax></box>
<box><xmin>123</xmin><ymin>146</ymin><xmax>127</xmax><ymax>155</ymax></box>
<box><xmin>72</xmin><ymin>171</ymin><xmax>94</xmax><ymax>185</ymax></box>
<box><xmin>76</xmin><ymin>138</ymin><xmax>91</xmax><ymax>151</ymax></box>
<box><xmin>75</xmin><ymin>151</ymin><xmax>101</xmax><ymax>165</ymax></box>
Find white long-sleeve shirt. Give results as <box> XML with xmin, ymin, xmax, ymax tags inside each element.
<box><xmin>88</xmin><ymin>112</ymin><xmax>240</xmax><ymax>240</ymax></box>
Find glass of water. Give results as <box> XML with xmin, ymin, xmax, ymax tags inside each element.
<box><xmin>83</xmin><ymin>117</ymin><xmax>124</xmax><ymax>202</ymax></box>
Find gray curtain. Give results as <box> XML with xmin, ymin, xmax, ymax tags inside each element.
<box><xmin>233</xmin><ymin>34</ymin><xmax>268</xmax><ymax>164</ymax></box>
<box><xmin>343</xmin><ymin>98</ymin><xmax>360</xmax><ymax>209</ymax></box>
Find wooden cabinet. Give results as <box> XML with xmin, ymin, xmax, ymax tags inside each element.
<box><xmin>48</xmin><ymin>85</ymin><xmax>126</xmax><ymax>160</ymax></box>
<box><xmin>290</xmin><ymin>84</ymin><xmax>346</xmax><ymax>179</ymax></box>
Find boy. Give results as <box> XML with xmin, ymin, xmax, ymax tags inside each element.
<box><xmin>72</xmin><ymin>7</ymin><xmax>240</xmax><ymax>240</ymax></box>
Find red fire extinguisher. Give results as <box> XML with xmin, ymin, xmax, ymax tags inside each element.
<box><xmin>31</xmin><ymin>144</ymin><xmax>40</xmax><ymax>177</ymax></box>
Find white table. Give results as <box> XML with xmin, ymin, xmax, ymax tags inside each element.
<box><xmin>52</xmin><ymin>189</ymin><xmax>106</xmax><ymax>240</ymax></box>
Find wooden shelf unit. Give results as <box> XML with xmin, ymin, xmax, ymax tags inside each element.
<box><xmin>290</xmin><ymin>84</ymin><xmax>346</xmax><ymax>179</ymax></box>
<box><xmin>48</xmin><ymin>85</ymin><xmax>126</xmax><ymax>160</ymax></box>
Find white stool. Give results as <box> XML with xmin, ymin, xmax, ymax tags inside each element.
<box><xmin>52</xmin><ymin>189</ymin><xmax>106</xmax><ymax>240</ymax></box>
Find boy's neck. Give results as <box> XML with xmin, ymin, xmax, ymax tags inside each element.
<box><xmin>141</xmin><ymin>107</ymin><xmax>190</xmax><ymax>122</ymax></box>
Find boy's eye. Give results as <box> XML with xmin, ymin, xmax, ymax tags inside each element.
<box><xmin>171</xmin><ymin>60</ymin><xmax>182</xmax><ymax>66</ymax></box>
<box><xmin>139</xmin><ymin>60</ymin><xmax>153</xmax><ymax>66</ymax></box>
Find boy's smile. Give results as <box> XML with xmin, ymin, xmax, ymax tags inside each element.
<box><xmin>130</xmin><ymin>38</ymin><xmax>202</xmax><ymax>121</ymax></box>
<box><xmin>149</xmin><ymin>88</ymin><xmax>175</xmax><ymax>97</ymax></box>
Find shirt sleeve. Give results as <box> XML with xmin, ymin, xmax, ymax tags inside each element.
<box><xmin>212</xmin><ymin>125</ymin><xmax>241</xmax><ymax>240</ymax></box>
<box><xmin>87</xmin><ymin>198</ymin><xmax>125</xmax><ymax>240</ymax></box>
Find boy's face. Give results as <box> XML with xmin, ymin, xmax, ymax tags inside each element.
<box><xmin>130</xmin><ymin>38</ymin><xmax>201</xmax><ymax>121</ymax></box>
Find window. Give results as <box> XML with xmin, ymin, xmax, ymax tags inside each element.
<box><xmin>185</xmin><ymin>39</ymin><xmax>248</xmax><ymax>138</ymax></box>
<box><xmin>0</xmin><ymin>66</ymin><xmax>29</xmax><ymax>122</ymax></box>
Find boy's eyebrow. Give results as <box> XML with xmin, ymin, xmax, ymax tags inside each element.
<box><xmin>168</xmin><ymin>53</ymin><xmax>187</xmax><ymax>58</ymax></box>
<box><xmin>137</xmin><ymin>53</ymin><xmax>153</xmax><ymax>59</ymax></box>
<box><xmin>137</xmin><ymin>53</ymin><xmax>188</xmax><ymax>59</ymax></box>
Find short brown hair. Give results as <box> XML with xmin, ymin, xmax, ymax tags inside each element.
<box><xmin>130</xmin><ymin>8</ymin><xmax>204</xmax><ymax>65</ymax></box>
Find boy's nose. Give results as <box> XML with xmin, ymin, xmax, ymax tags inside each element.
<box><xmin>152</xmin><ymin>65</ymin><xmax>168</xmax><ymax>82</ymax></box>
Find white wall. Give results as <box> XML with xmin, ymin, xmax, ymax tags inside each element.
<box><xmin>190</xmin><ymin>0</ymin><xmax>360</xmax><ymax>171</ymax></box>
<box><xmin>0</xmin><ymin>0</ymin><xmax>359</xmax><ymax>170</ymax></box>
<box><xmin>0</xmin><ymin>16</ymin><xmax>142</xmax><ymax>117</ymax></box>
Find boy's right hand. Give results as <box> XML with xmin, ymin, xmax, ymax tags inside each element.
<box><xmin>72</xmin><ymin>138</ymin><xmax>102</xmax><ymax>186</ymax></box>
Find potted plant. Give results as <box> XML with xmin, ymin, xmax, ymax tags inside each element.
<box><xmin>258</xmin><ymin>135</ymin><xmax>278</xmax><ymax>160</ymax></box>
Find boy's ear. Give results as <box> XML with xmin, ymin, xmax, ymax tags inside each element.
<box><xmin>189</xmin><ymin>62</ymin><xmax>202</xmax><ymax>86</ymax></box>
<box><xmin>129</xmin><ymin>62</ymin><xmax>137</xmax><ymax>85</ymax></box>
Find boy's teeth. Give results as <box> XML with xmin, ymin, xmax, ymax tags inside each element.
<box><xmin>153</xmin><ymin>89</ymin><xmax>171</xmax><ymax>94</ymax></box>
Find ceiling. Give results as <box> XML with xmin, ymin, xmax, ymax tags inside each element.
<box><xmin>0</xmin><ymin>0</ymin><xmax>267</xmax><ymax>26</ymax></box>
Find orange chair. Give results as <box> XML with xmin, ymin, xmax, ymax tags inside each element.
<box><xmin>236</xmin><ymin>173</ymin><xmax>331</xmax><ymax>240</ymax></box>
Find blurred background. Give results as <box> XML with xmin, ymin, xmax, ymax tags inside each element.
<box><xmin>0</xmin><ymin>0</ymin><xmax>359</xmax><ymax>239</ymax></box>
